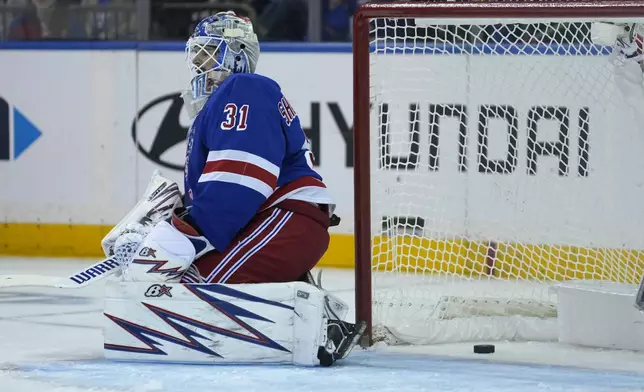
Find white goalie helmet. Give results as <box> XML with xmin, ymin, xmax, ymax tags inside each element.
<box><xmin>182</xmin><ymin>11</ymin><xmax>260</xmax><ymax>118</ymax></box>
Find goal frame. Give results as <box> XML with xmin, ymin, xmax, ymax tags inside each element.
<box><xmin>352</xmin><ymin>0</ymin><xmax>644</xmax><ymax>348</ymax></box>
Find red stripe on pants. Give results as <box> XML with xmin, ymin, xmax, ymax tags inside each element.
<box><xmin>184</xmin><ymin>200</ymin><xmax>330</xmax><ymax>284</ymax></box>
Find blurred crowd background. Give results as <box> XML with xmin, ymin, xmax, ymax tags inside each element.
<box><xmin>0</xmin><ymin>0</ymin><xmax>367</xmax><ymax>41</ymax></box>
<box><xmin>0</xmin><ymin>0</ymin><xmax>594</xmax><ymax>44</ymax></box>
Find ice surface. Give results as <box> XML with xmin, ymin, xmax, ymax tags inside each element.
<box><xmin>1</xmin><ymin>257</ymin><xmax>644</xmax><ymax>392</ymax></box>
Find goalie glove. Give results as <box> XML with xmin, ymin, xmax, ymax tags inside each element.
<box><xmin>101</xmin><ymin>171</ymin><xmax>183</xmax><ymax>257</ymax></box>
<box><xmin>112</xmin><ymin>223</ymin><xmax>152</xmax><ymax>279</ymax></box>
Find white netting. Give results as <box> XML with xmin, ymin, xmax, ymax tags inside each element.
<box><xmin>368</xmin><ymin>15</ymin><xmax>644</xmax><ymax>344</ymax></box>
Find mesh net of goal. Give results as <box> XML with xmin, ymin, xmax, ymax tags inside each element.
<box><xmin>364</xmin><ymin>4</ymin><xmax>644</xmax><ymax>345</ymax></box>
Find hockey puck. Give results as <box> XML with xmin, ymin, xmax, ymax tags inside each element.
<box><xmin>473</xmin><ymin>344</ymin><xmax>495</xmax><ymax>354</ymax></box>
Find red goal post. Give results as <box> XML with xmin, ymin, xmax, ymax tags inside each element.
<box><xmin>353</xmin><ymin>1</ymin><xmax>644</xmax><ymax>348</ymax></box>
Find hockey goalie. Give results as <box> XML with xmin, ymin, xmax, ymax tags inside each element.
<box><xmin>100</xmin><ymin>11</ymin><xmax>364</xmax><ymax>367</ymax></box>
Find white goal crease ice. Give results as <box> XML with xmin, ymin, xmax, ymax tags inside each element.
<box><xmin>352</xmin><ymin>1</ymin><xmax>644</xmax><ymax>348</ymax></box>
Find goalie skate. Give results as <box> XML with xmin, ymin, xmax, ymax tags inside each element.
<box><xmin>318</xmin><ymin>320</ymin><xmax>367</xmax><ymax>367</ymax></box>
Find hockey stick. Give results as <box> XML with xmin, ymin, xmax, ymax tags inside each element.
<box><xmin>0</xmin><ymin>171</ymin><xmax>182</xmax><ymax>290</ymax></box>
<box><xmin>0</xmin><ymin>256</ymin><xmax>121</xmax><ymax>289</ymax></box>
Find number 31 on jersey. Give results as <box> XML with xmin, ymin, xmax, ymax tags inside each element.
<box><xmin>221</xmin><ymin>103</ymin><xmax>249</xmax><ymax>131</ymax></box>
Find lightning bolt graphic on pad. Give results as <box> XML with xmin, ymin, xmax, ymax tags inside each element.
<box><xmin>105</xmin><ymin>284</ymin><xmax>293</xmax><ymax>356</ymax></box>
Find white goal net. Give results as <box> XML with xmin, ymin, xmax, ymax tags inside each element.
<box><xmin>364</xmin><ymin>10</ymin><xmax>644</xmax><ymax>345</ymax></box>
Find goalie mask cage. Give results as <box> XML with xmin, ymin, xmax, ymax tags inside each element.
<box><xmin>353</xmin><ymin>1</ymin><xmax>644</xmax><ymax>347</ymax></box>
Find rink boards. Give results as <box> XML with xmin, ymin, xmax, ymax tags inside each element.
<box><xmin>3</xmin><ymin>223</ymin><xmax>643</xmax><ymax>282</ymax></box>
<box><xmin>2</xmin><ymin>42</ymin><xmax>644</xmax><ymax>277</ymax></box>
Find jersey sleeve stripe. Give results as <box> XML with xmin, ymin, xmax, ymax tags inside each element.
<box><xmin>206</xmin><ymin>149</ymin><xmax>280</xmax><ymax>177</ymax></box>
<box><xmin>198</xmin><ymin>172</ymin><xmax>274</xmax><ymax>198</ymax></box>
<box><xmin>203</xmin><ymin>160</ymin><xmax>278</xmax><ymax>189</ymax></box>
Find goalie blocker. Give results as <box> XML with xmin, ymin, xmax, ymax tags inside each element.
<box><xmin>104</xmin><ymin>280</ymin><xmax>364</xmax><ymax>366</ymax></box>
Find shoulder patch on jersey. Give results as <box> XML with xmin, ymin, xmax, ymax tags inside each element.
<box><xmin>278</xmin><ymin>96</ymin><xmax>297</xmax><ymax>126</ymax></box>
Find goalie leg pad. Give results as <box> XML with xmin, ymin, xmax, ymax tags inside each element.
<box><xmin>104</xmin><ymin>281</ymin><xmax>330</xmax><ymax>366</ymax></box>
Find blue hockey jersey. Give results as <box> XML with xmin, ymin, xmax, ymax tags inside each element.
<box><xmin>183</xmin><ymin>73</ymin><xmax>333</xmax><ymax>251</ymax></box>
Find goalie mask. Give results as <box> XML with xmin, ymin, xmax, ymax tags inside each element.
<box><xmin>182</xmin><ymin>11</ymin><xmax>260</xmax><ymax>118</ymax></box>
